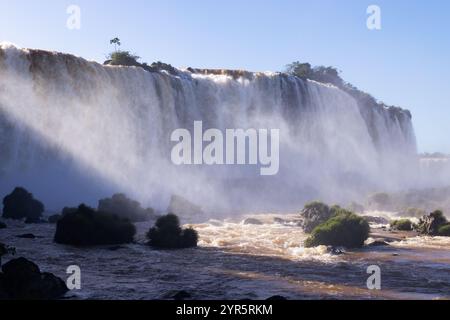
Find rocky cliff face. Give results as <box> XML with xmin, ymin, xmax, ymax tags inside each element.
<box><xmin>0</xmin><ymin>44</ymin><xmax>417</xmax><ymax>212</ymax></box>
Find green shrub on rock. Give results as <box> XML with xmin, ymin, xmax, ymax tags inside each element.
<box><xmin>390</xmin><ymin>219</ymin><xmax>413</xmax><ymax>231</ymax></box>
<box><xmin>2</xmin><ymin>187</ymin><xmax>44</xmax><ymax>223</ymax></box>
<box><xmin>305</xmin><ymin>210</ymin><xmax>370</xmax><ymax>248</ymax></box>
<box><xmin>54</xmin><ymin>204</ymin><xmax>136</xmax><ymax>246</ymax></box>
<box><xmin>438</xmin><ymin>224</ymin><xmax>450</xmax><ymax>236</ymax></box>
<box><xmin>147</xmin><ymin>213</ymin><xmax>198</xmax><ymax>249</ymax></box>
<box><xmin>416</xmin><ymin>210</ymin><xmax>448</xmax><ymax>235</ymax></box>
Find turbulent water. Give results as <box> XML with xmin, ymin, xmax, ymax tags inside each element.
<box><xmin>1</xmin><ymin>212</ymin><xmax>449</xmax><ymax>300</ymax></box>
<box><xmin>0</xmin><ymin>43</ymin><xmax>417</xmax><ymax>213</ymax></box>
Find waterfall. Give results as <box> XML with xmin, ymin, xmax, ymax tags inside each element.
<box><xmin>0</xmin><ymin>44</ymin><xmax>418</xmax><ymax>213</ymax></box>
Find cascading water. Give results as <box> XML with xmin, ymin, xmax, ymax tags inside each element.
<box><xmin>0</xmin><ymin>43</ymin><xmax>417</xmax><ymax>213</ymax></box>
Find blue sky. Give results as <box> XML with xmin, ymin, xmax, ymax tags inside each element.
<box><xmin>0</xmin><ymin>0</ymin><xmax>449</xmax><ymax>153</ymax></box>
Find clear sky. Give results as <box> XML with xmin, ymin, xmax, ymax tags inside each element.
<box><xmin>0</xmin><ymin>0</ymin><xmax>449</xmax><ymax>153</ymax></box>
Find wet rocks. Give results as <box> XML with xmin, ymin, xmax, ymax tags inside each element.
<box><xmin>300</xmin><ymin>201</ymin><xmax>335</xmax><ymax>233</ymax></box>
<box><xmin>171</xmin><ymin>290</ymin><xmax>192</xmax><ymax>300</ymax></box>
<box><xmin>0</xmin><ymin>257</ymin><xmax>68</xmax><ymax>300</ymax></box>
<box><xmin>367</xmin><ymin>240</ymin><xmax>390</xmax><ymax>247</ymax></box>
<box><xmin>2</xmin><ymin>187</ymin><xmax>45</xmax><ymax>223</ymax></box>
<box><xmin>243</xmin><ymin>218</ymin><xmax>264</xmax><ymax>225</ymax></box>
<box><xmin>363</xmin><ymin>216</ymin><xmax>389</xmax><ymax>225</ymax></box>
<box><xmin>16</xmin><ymin>234</ymin><xmax>38</xmax><ymax>239</ymax></box>
<box><xmin>266</xmin><ymin>295</ymin><xmax>287</xmax><ymax>300</ymax></box>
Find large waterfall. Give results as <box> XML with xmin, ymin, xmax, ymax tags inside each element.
<box><xmin>0</xmin><ymin>44</ymin><xmax>417</xmax><ymax>213</ymax></box>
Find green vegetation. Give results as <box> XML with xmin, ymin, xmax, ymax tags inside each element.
<box><xmin>305</xmin><ymin>208</ymin><xmax>370</xmax><ymax>248</ymax></box>
<box><xmin>147</xmin><ymin>214</ymin><xmax>198</xmax><ymax>249</ymax></box>
<box><xmin>390</xmin><ymin>219</ymin><xmax>413</xmax><ymax>231</ymax></box>
<box><xmin>416</xmin><ymin>210</ymin><xmax>449</xmax><ymax>236</ymax></box>
<box><xmin>54</xmin><ymin>204</ymin><xmax>136</xmax><ymax>246</ymax></box>
<box><xmin>438</xmin><ymin>224</ymin><xmax>450</xmax><ymax>236</ymax></box>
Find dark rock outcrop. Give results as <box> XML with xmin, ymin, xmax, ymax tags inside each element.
<box><xmin>300</xmin><ymin>202</ymin><xmax>335</xmax><ymax>233</ymax></box>
<box><xmin>266</xmin><ymin>295</ymin><xmax>288</xmax><ymax>300</ymax></box>
<box><xmin>0</xmin><ymin>257</ymin><xmax>68</xmax><ymax>300</ymax></box>
<box><xmin>54</xmin><ymin>204</ymin><xmax>136</xmax><ymax>246</ymax></box>
<box><xmin>0</xmin><ymin>221</ymin><xmax>6</xmax><ymax>229</ymax></box>
<box><xmin>243</xmin><ymin>218</ymin><xmax>264</xmax><ymax>225</ymax></box>
<box><xmin>16</xmin><ymin>234</ymin><xmax>37</xmax><ymax>239</ymax></box>
<box><xmin>2</xmin><ymin>187</ymin><xmax>44</xmax><ymax>223</ymax></box>
<box><xmin>147</xmin><ymin>214</ymin><xmax>198</xmax><ymax>249</ymax></box>
<box><xmin>98</xmin><ymin>193</ymin><xmax>155</xmax><ymax>222</ymax></box>
<box><xmin>171</xmin><ymin>290</ymin><xmax>192</xmax><ymax>300</ymax></box>
<box><xmin>363</xmin><ymin>216</ymin><xmax>389</xmax><ymax>225</ymax></box>
<box><xmin>367</xmin><ymin>240</ymin><xmax>390</xmax><ymax>247</ymax></box>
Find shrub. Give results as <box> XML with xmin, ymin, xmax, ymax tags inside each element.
<box><xmin>98</xmin><ymin>193</ymin><xmax>154</xmax><ymax>222</ymax></box>
<box><xmin>107</xmin><ymin>51</ymin><xmax>140</xmax><ymax>67</ymax></box>
<box><xmin>147</xmin><ymin>213</ymin><xmax>198</xmax><ymax>249</ymax></box>
<box><xmin>416</xmin><ymin>210</ymin><xmax>448</xmax><ymax>235</ymax></box>
<box><xmin>305</xmin><ymin>210</ymin><xmax>370</xmax><ymax>248</ymax></box>
<box><xmin>438</xmin><ymin>224</ymin><xmax>450</xmax><ymax>237</ymax></box>
<box><xmin>390</xmin><ymin>219</ymin><xmax>413</xmax><ymax>231</ymax></box>
<box><xmin>54</xmin><ymin>204</ymin><xmax>136</xmax><ymax>246</ymax></box>
<box><xmin>2</xmin><ymin>187</ymin><xmax>44</xmax><ymax>223</ymax></box>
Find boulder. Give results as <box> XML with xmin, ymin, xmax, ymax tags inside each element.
<box><xmin>243</xmin><ymin>218</ymin><xmax>263</xmax><ymax>225</ymax></box>
<box><xmin>0</xmin><ymin>257</ymin><xmax>68</xmax><ymax>300</ymax></box>
<box><xmin>2</xmin><ymin>187</ymin><xmax>44</xmax><ymax>223</ymax></box>
<box><xmin>363</xmin><ymin>216</ymin><xmax>389</xmax><ymax>225</ymax></box>
<box><xmin>54</xmin><ymin>204</ymin><xmax>136</xmax><ymax>246</ymax></box>
<box><xmin>16</xmin><ymin>234</ymin><xmax>37</xmax><ymax>239</ymax></box>
<box><xmin>147</xmin><ymin>214</ymin><xmax>198</xmax><ymax>249</ymax></box>
<box><xmin>171</xmin><ymin>290</ymin><xmax>192</xmax><ymax>300</ymax></box>
<box><xmin>367</xmin><ymin>240</ymin><xmax>390</xmax><ymax>247</ymax></box>
<box><xmin>266</xmin><ymin>295</ymin><xmax>287</xmax><ymax>300</ymax></box>
<box><xmin>98</xmin><ymin>193</ymin><xmax>155</xmax><ymax>222</ymax></box>
<box><xmin>300</xmin><ymin>201</ymin><xmax>334</xmax><ymax>233</ymax></box>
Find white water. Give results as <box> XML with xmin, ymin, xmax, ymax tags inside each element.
<box><xmin>0</xmin><ymin>44</ymin><xmax>417</xmax><ymax>213</ymax></box>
